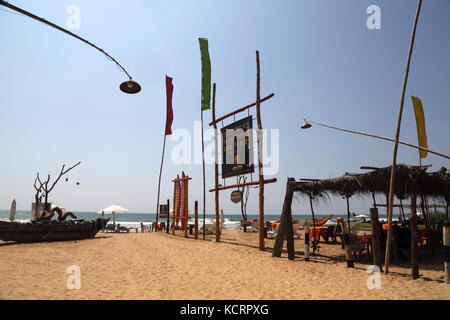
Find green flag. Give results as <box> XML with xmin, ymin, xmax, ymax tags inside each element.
<box><xmin>199</xmin><ymin>38</ymin><xmax>211</xmax><ymax>111</ymax></box>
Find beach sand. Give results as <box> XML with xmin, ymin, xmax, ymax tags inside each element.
<box><xmin>0</xmin><ymin>229</ymin><xmax>449</xmax><ymax>300</ymax></box>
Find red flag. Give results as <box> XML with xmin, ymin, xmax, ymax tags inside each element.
<box><xmin>165</xmin><ymin>75</ymin><xmax>174</xmax><ymax>135</ymax></box>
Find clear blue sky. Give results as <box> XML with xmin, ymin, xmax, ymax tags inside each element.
<box><xmin>1</xmin><ymin>0</ymin><xmax>449</xmax><ymax>215</ymax></box>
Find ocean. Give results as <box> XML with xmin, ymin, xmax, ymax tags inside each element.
<box><xmin>0</xmin><ymin>209</ymin><xmax>388</xmax><ymax>229</ymax></box>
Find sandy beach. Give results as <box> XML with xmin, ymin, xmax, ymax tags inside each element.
<box><xmin>0</xmin><ymin>229</ymin><xmax>448</xmax><ymax>300</ymax></box>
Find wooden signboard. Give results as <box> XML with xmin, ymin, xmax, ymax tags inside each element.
<box><xmin>159</xmin><ymin>204</ymin><xmax>169</xmax><ymax>219</ymax></box>
<box><xmin>221</xmin><ymin>115</ymin><xmax>254</xmax><ymax>178</ymax></box>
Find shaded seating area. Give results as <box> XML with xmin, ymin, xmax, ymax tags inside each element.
<box><xmin>272</xmin><ymin>165</ymin><xmax>449</xmax><ymax>280</ymax></box>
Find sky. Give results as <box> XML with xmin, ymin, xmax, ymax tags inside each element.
<box><xmin>0</xmin><ymin>0</ymin><xmax>449</xmax><ymax>216</ymax></box>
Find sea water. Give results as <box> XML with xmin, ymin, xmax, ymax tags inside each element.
<box><xmin>0</xmin><ymin>210</ymin><xmax>388</xmax><ymax>230</ymax></box>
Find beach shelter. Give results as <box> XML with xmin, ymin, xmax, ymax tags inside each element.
<box><xmin>9</xmin><ymin>199</ymin><xmax>16</xmax><ymax>222</ymax></box>
<box><xmin>98</xmin><ymin>205</ymin><xmax>128</xmax><ymax>224</ymax></box>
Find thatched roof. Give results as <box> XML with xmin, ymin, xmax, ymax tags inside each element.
<box><xmin>291</xmin><ymin>165</ymin><xmax>450</xmax><ymax>202</ymax></box>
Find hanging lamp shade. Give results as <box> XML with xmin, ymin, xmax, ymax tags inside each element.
<box><xmin>120</xmin><ymin>80</ymin><xmax>141</xmax><ymax>94</ymax></box>
<box><xmin>300</xmin><ymin>121</ymin><xmax>312</xmax><ymax>129</ymax></box>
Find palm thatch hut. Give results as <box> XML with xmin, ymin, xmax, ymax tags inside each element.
<box><xmin>272</xmin><ymin>164</ymin><xmax>449</xmax><ymax>279</ymax></box>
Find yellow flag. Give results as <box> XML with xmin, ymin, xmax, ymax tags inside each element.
<box><xmin>411</xmin><ymin>96</ymin><xmax>427</xmax><ymax>158</ymax></box>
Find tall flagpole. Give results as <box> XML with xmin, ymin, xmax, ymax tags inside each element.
<box><xmin>156</xmin><ymin>76</ymin><xmax>174</xmax><ymax>232</ymax></box>
<box><xmin>201</xmin><ymin>109</ymin><xmax>206</xmax><ymax>240</ymax></box>
<box><xmin>155</xmin><ymin>134</ymin><xmax>167</xmax><ymax>232</ymax></box>
<box><xmin>385</xmin><ymin>0</ymin><xmax>422</xmax><ymax>275</ymax></box>
<box><xmin>199</xmin><ymin>38</ymin><xmax>211</xmax><ymax>240</ymax></box>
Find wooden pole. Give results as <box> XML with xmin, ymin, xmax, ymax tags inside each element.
<box><xmin>308</xmin><ymin>194</ymin><xmax>316</xmax><ymax>255</ymax></box>
<box><xmin>346</xmin><ymin>195</ymin><xmax>351</xmax><ymax>235</ymax></box>
<box><xmin>305</xmin><ymin>221</ymin><xmax>310</xmax><ymax>261</ymax></box>
<box><xmin>212</xmin><ymin>83</ymin><xmax>220</xmax><ymax>242</ymax></box>
<box><xmin>172</xmin><ymin>181</ymin><xmax>176</xmax><ymax>235</ymax></box>
<box><xmin>410</xmin><ymin>193</ymin><xmax>419</xmax><ymax>279</ymax></box>
<box><xmin>184</xmin><ymin>178</ymin><xmax>189</xmax><ymax>238</ymax></box>
<box><xmin>337</xmin><ymin>217</ymin><xmax>354</xmax><ymax>268</ymax></box>
<box><xmin>255</xmin><ymin>51</ymin><xmax>265</xmax><ymax>251</ymax></box>
<box><xmin>166</xmin><ymin>199</ymin><xmax>170</xmax><ymax>233</ymax></box>
<box><xmin>385</xmin><ymin>0</ymin><xmax>422</xmax><ymax>275</ymax></box>
<box><xmin>370</xmin><ymin>208</ymin><xmax>383</xmax><ymax>270</ymax></box>
<box><xmin>444</xmin><ymin>220</ymin><xmax>450</xmax><ymax>284</ymax></box>
<box><xmin>285</xmin><ymin>193</ymin><xmax>295</xmax><ymax>261</ymax></box>
<box><xmin>272</xmin><ymin>179</ymin><xmax>294</xmax><ymax>258</ymax></box>
<box><xmin>194</xmin><ymin>201</ymin><xmax>199</xmax><ymax>239</ymax></box>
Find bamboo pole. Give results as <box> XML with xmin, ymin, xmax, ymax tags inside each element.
<box><xmin>194</xmin><ymin>201</ymin><xmax>199</xmax><ymax>240</ymax></box>
<box><xmin>212</xmin><ymin>83</ymin><xmax>220</xmax><ymax>242</ymax></box>
<box><xmin>308</xmin><ymin>194</ymin><xmax>316</xmax><ymax>255</ymax></box>
<box><xmin>256</xmin><ymin>50</ymin><xmax>265</xmax><ymax>251</ymax></box>
<box><xmin>184</xmin><ymin>178</ymin><xmax>189</xmax><ymax>238</ymax></box>
<box><xmin>305</xmin><ymin>221</ymin><xmax>310</xmax><ymax>261</ymax></box>
<box><xmin>410</xmin><ymin>193</ymin><xmax>419</xmax><ymax>279</ymax></box>
<box><xmin>346</xmin><ymin>195</ymin><xmax>351</xmax><ymax>235</ymax></box>
<box><xmin>337</xmin><ymin>217</ymin><xmax>354</xmax><ymax>268</ymax></box>
<box><xmin>172</xmin><ymin>181</ymin><xmax>176</xmax><ymax>235</ymax></box>
<box><xmin>444</xmin><ymin>221</ymin><xmax>450</xmax><ymax>284</ymax></box>
<box><xmin>166</xmin><ymin>199</ymin><xmax>170</xmax><ymax>233</ymax></box>
<box><xmin>385</xmin><ymin>0</ymin><xmax>422</xmax><ymax>275</ymax></box>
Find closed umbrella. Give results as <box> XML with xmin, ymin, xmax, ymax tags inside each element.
<box><xmin>9</xmin><ymin>199</ymin><xmax>16</xmax><ymax>222</ymax></box>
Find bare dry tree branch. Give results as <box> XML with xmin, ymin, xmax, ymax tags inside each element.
<box><xmin>47</xmin><ymin>161</ymin><xmax>81</xmax><ymax>194</ymax></box>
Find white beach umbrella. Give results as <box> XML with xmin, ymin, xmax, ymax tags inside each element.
<box><xmin>9</xmin><ymin>199</ymin><xmax>16</xmax><ymax>222</ymax></box>
<box><xmin>98</xmin><ymin>204</ymin><xmax>128</xmax><ymax>224</ymax></box>
<box><xmin>355</xmin><ymin>214</ymin><xmax>369</xmax><ymax>218</ymax></box>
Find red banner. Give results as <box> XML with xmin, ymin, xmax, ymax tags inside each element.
<box><xmin>165</xmin><ymin>75</ymin><xmax>174</xmax><ymax>135</ymax></box>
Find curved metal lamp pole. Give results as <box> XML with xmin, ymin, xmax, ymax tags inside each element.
<box><xmin>0</xmin><ymin>0</ymin><xmax>141</xmax><ymax>94</ymax></box>
<box><xmin>300</xmin><ymin>119</ymin><xmax>449</xmax><ymax>160</ymax></box>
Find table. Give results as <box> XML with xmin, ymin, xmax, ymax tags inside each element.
<box><xmin>309</xmin><ymin>226</ymin><xmax>333</xmax><ymax>241</ymax></box>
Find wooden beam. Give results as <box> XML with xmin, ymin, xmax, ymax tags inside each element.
<box><xmin>370</xmin><ymin>208</ymin><xmax>383</xmax><ymax>270</ymax></box>
<box><xmin>208</xmin><ymin>93</ymin><xmax>274</xmax><ymax>126</ymax></box>
<box><xmin>208</xmin><ymin>178</ymin><xmax>277</xmax><ymax>192</ymax></box>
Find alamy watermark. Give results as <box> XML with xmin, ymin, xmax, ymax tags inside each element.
<box><xmin>366</xmin><ymin>265</ymin><xmax>381</xmax><ymax>289</ymax></box>
<box><xmin>66</xmin><ymin>5</ymin><xmax>81</xmax><ymax>30</ymax></box>
<box><xmin>366</xmin><ymin>5</ymin><xmax>381</xmax><ymax>30</ymax></box>
<box><xmin>66</xmin><ymin>265</ymin><xmax>81</xmax><ymax>290</ymax></box>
